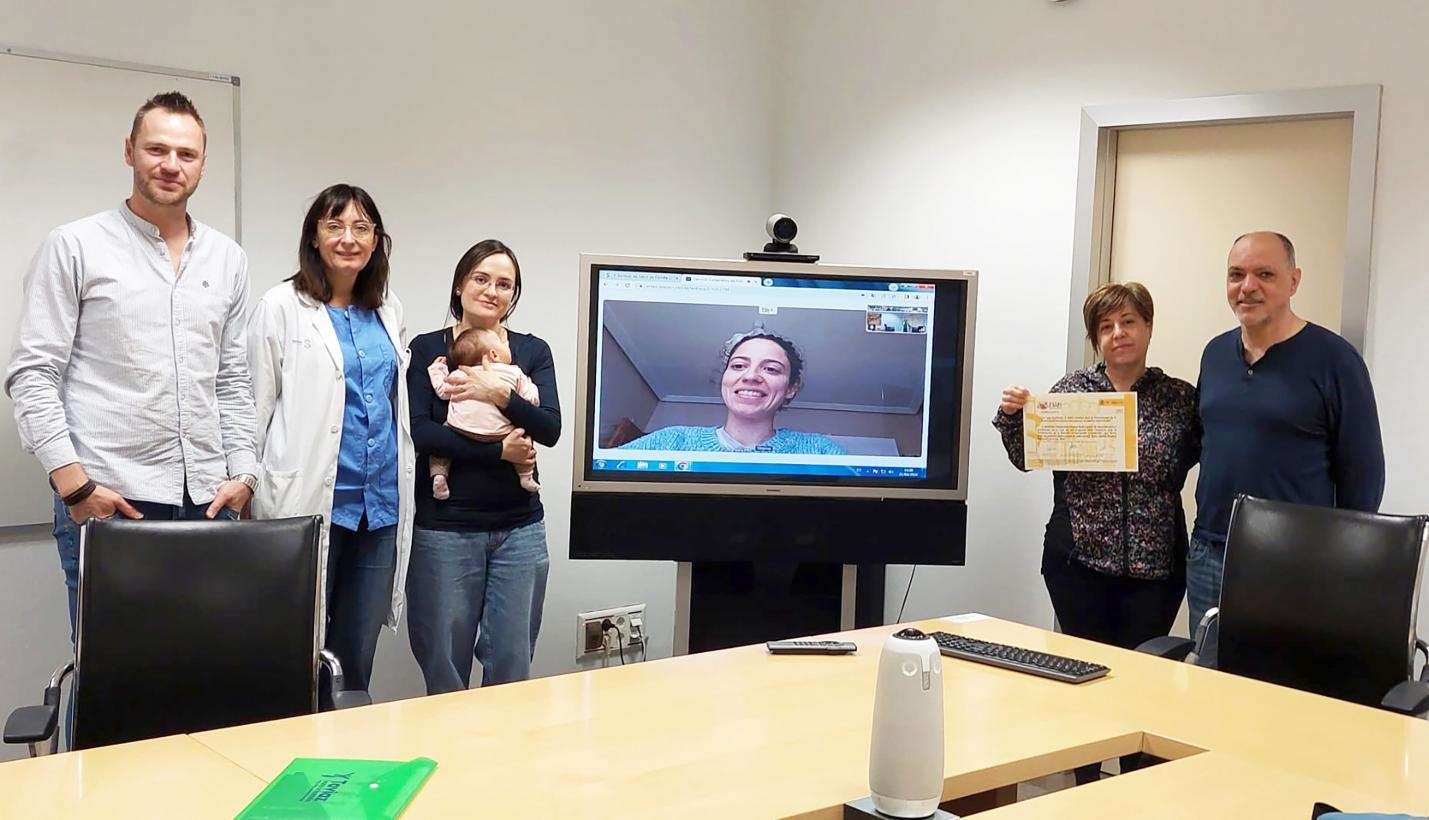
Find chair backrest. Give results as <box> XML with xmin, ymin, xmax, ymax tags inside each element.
<box><xmin>1219</xmin><ymin>495</ymin><xmax>1428</xmax><ymax>707</ymax></box>
<box><xmin>72</xmin><ymin>516</ymin><xmax>322</xmax><ymax>750</ymax></box>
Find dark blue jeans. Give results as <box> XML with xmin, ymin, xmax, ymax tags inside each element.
<box><xmin>322</xmin><ymin>521</ymin><xmax>397</xmax><ymax>703</ymax></box>
<box><xmin>51</xmin><ymin>492</ymin><xmax>238</xmax><ymax>749</ymax></box>
<box><xmin>406</xmin><ymin>520</ymin><xmax>549</xmax><ymax>694</ymax></box>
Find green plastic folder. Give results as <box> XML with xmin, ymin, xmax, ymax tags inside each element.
<box><xmin>235</xmin><ymin>756</ymin><xmax>437</xmax><ymax>819</ymax></box>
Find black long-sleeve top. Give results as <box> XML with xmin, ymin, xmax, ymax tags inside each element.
<box><xmin>408</xmin><ymin>327</ymin><xmax>561</xmax><ymax>532</ymax></box>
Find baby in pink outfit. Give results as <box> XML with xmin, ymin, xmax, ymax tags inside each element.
<box><xmin>428</xmin><ymin>327</ymin><xmax>541</xmax><ymax>498</ymax></box>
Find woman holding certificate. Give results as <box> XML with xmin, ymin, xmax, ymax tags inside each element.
<box><xmin>994</xmin><ymin>282</ymin><xmax>1197</xmax><ymax>781</ymax></box>
<box><xmin>994</xmin><ymin>283</ymin><xmax>1198</xmax><ymax>647</ymax></box>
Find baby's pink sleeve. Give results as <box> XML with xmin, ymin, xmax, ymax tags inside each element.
<box><xmin>428</xmin><ymin>357</ymin><xmax>451</xmax><ymax>398</ymax></box>
<box><xmin>515</xmin><ymin>371</ymin><xmax>539</xmax><ymax>405</ymax></box>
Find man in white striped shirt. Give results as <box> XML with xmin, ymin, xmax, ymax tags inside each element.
<box><xmin>5</xmin><ymin>92</ymin><xmax>258</xmax><ymax>634</ymax></box>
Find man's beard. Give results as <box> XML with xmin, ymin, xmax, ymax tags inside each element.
<box><xmin>136</xmin><ymin>174</ymin><xmax>196</xmax><ymax>207</ymax></box>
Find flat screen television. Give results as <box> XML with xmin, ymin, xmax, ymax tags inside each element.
<box><xmin>569</xmin><ymin>255</ymin><xmax>977</xmax><ymax>565</ymax></box>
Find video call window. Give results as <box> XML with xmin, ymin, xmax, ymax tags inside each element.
<box><xmin>590</xmin><ymin>269</ymin><xmax>936</xmax><ymax>480</ymax></box>
<box><xmin>866</xmin><ymin>305</ymin><xmax>928</xmax><ymax>334</ymax></box>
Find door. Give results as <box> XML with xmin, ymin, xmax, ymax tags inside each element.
<box><xmin>1104</xmin><ymin>116</ymin><xmax>1353</xmax><ymax>633</ymax></box>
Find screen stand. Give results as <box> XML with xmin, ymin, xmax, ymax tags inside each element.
<box><xmin>674</xmin><ymin>562</ymin><xmax>885</xmax><ymax>654</ymax></box>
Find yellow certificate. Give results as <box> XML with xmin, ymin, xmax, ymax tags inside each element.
<box><xmin>1022</xmin><ymin>392</ymin><xmax>1138</xmax><ymax>472</ymax></box>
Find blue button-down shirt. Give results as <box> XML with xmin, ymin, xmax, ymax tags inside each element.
<box><xmin>325</xmin><ymin>305</ymin><xmax>399</xmax><ymax>531</ymax></box>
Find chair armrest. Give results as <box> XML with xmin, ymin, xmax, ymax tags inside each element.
<box><xmin>3</xmin><ymin>705</ymin><xmax>59</xmax><ymax>745</ymax></box>
<box><xmin>1380</xmin><ymin>679</ymin><xmax>1429</xmax><ymax>718</ymax></box>
<box><xmin>1193</xmin><ymin>607</ymin><xmax>1220</xmax><ymax>656</ymax></box>
<box><xmin>1135</xmin><ymin>636</ymin><xmax>1196</xmax><ymax>660</ymax></box>
<box><xmin>331</xmin><ymin>689</ymin><xmax>373</xmax><ymax>710</ymax></box>
<box><xmin>1416</xmin><ymin>638</ymin><xmax>1428</xmax><ymax>683</ymax></box>
<box><xmin>3</xmin><ymin>662</ymin><xmax>71</xmax><ymax>750</ymax></box>
<box><xmin>319</xmin><ymin>649</ymin><xmax>371</xmax><ymax>711</ymax></box>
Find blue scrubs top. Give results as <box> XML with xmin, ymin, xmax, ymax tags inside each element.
<box><xmin>325</xmin><ymin>305</ymin><xmax>400</xmax><ymax>532</ymax></box>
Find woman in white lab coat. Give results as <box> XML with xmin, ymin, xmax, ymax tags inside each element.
<box><xmin>246</xmin><ymin>184</ymin><xmax>415</xmax><ymax>701</ymax></box>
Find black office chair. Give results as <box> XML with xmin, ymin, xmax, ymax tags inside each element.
<box><xmin>4</xmin><ymin>515</ymin><xmax>370</xmax><ymax>756</ymax></box>
<box><xmin>1138</xmin><ymin>495</ymin><xmax>1429</xmax><ymax>718</ymax></box>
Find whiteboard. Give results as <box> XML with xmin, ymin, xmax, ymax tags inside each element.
<box><xmin>0</xmin><ymin>47</ymin><xmax>241</xmax><ymax>526</ymax></box>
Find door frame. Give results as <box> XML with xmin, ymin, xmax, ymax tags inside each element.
<box><xmin>1066</xmin><ymin>85</ymin><xmax>1381</xmax><ymax>371</ymax></box>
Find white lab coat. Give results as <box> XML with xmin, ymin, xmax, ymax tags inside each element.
<box><xmin>246</xmin><ymin>281</ymin><xmax>415</xmax><ymax>630</ymax></box>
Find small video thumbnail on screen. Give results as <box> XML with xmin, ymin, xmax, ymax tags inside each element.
<box><xmin>866</xmin><ymin>305</ymin><xmax>928</xmax><ymax>334</ymax></box>
<box><xmin>595</xmin><ymin>299</ymin><xmax>931</xmax><ymax>461</ymax></box>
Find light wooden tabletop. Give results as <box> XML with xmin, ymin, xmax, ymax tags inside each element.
<box><xmin>0</xmin><ymin>733</ymin><xmax>266</xmax><ymax>819</ymax></box>
<box><xmin>184</xmin><ymin>615</ymin><xmax>1429</xmax><ymax>819</ymax></box>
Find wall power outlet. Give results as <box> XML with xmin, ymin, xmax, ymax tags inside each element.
<box><xmin>576</xmin><ymin>604</ymin><xmax>646</xmax><ymax>660</ymax></box>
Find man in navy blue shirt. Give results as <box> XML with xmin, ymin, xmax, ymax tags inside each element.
<box><xmin>1190</xmin><ymin>231</ymin><xmax>1385</xmax><ymax>667</ymax></box>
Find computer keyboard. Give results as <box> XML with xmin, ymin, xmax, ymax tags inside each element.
<box><xmin>928</xmin><ymin>631</ymin><xmax>1109</xmax><ymax>684</ymax></box>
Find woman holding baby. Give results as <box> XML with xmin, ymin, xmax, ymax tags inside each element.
<box><xmin>405</xmin><ymin>239</ymin><xmax>562</xmax><ymax>693</ymax></box>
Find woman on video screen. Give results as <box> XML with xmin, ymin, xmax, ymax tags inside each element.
<box><xmin>619</xmin><ymin>331</ymin><xmax>846</xmax><ymax>455</ymax></box>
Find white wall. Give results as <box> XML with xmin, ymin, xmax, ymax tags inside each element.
<box><xmin>771</xmin><ymin>0</ymin><xmax>1429</xmax><ymax>638</ymax></box>
<box><xmin>0</xmin><ymin>0</ymin><xmax>778</xmax><ymax>760</ymax></box>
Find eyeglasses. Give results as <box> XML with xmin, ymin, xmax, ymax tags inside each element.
<box><xmin>318</xmin><ymin>220</ymin><xmax>377</xmax><ymax>242</ymax></box>
<box><xmin>468</xmin><ymin>273</ymin><xmax>515</xmax><ymax>294</ymax></box>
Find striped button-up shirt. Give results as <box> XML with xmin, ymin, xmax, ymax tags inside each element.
<box><xmin>5</xmin><ymin>203</ymin><xmax>257</xmax><ymax>505</ymax></box>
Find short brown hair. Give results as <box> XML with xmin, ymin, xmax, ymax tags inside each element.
<box><xmin>1082</xmin><ymin>282</ymin><xmax>1154</xmax><ymax>344</ymax></box>
<box><xmin>130</xmin><ymin>91</ymin><xmax>206</xmax><ymax>145</ymax></box>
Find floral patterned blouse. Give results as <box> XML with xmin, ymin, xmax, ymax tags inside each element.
<box><xmin>993</xmin><ymin>364</ymin><xmax>1199</xmax><ymax>580</ymax></box>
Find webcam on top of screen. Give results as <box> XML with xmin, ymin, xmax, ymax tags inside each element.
<box><xmin>744</xmin><ymin>213</ymin><xmax>820</xmax><ymax>264</ymax></box>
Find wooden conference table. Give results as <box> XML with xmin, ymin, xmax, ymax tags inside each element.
<box><xmin>2</xmin><ymin>616</ymin><xmax>1426</xmax><ymax>818</ymax></box>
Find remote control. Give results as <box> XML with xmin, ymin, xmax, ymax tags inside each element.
<box><xmin>766</xmin><ymin>639</ymin><xmax>858</xmax><ymax>655</ymax></box>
